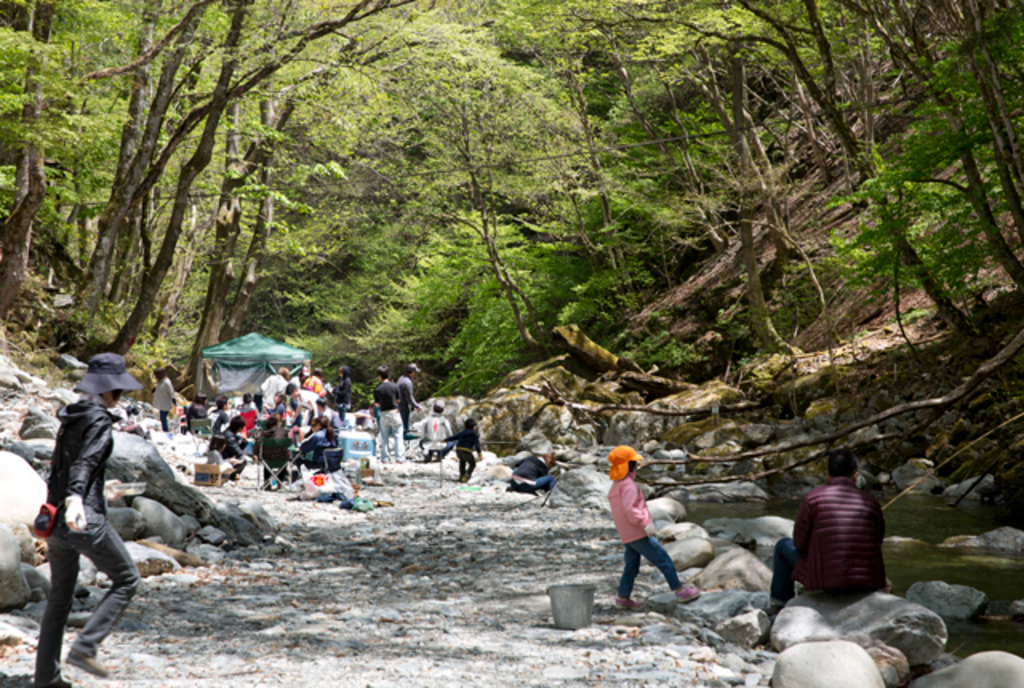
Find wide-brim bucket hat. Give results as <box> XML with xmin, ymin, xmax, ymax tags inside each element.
<box><xmin>74</xmin><ymin>353</ymin><xmax>143</xmax><ymax>396</ymax></box>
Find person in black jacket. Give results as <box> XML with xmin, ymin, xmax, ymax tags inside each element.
<box><xmin>220</xmin><ymin>415</ymin><xmax>250</xmax><ymax>481</ymax></box>
<box><xmin>510</xmin><ymin>445</ymin><xmax>557</xmax><ymax>494</ymax></box>
<box><xmin>210</xmin><ymin>395</ymin><xmax>230</xmax><ymax>435</ymax></box>
<box><xmin>36</xmin><ymin>353</ymin><xmax>143</xmax><ymax>686</ymax></box>
<box><xmin>445</xmin><ymin>418</ymin><xmax>482</xmax><ymax>483</ymax></box>
<box><xmin>184</xmin><ymin>393</ymin><xmax>209</xmax><ymax>433</ymax></box>
<box><xmin>334</xmin><ymin>365</ymin><xmax>352</xmax><ymax>428</ymax></box>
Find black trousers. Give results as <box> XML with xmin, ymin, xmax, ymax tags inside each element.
<box><xmin>36</xmin><ymin>519</ymin><xmax>140</xmax><ymax>685</ymax></box>
<box><xmin>457</xmin><ymin>447</ymin><xmax>476</xmax><ymax>480</ymax></box>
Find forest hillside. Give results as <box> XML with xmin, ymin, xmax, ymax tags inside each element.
<box><xmin>2</xmin><ymin>0</ymin><xmax>1024</xmax><ymax>455</ymax></box>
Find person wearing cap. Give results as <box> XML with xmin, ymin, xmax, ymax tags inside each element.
<box><xmin>373</xmin><ymin>365</ymin><xmax>405</xmax><ymax>463</ymax></box>
<box><xmin>509</xmin><ymin>439</ymin><xmax>556</xmax><ymax>494</ymax></box>
<box><xmin>397</xmin><ymin>363</ymin><xmax>423</xmax><ymax>433</ymax></box>
<box><xmin>36</xmin><ymin>353</ymin><xmax>143</xmax><ymax>686</ymax></box>
<box><xmin>607</xmin><ymin>445</ymin><xmax>701</xmax><ymax>609</ymax></box>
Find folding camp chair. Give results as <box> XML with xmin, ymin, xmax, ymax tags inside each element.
<box><xmin>240</xmin><ymin>409</ymin><xmax>258</xmax><ymax>433</ymax></box>
<box><xmin>257</xmin><ymin>437</ymin><xmax>295</xmax><ymax>491</ymax></box>
<box><xmin>191</xmin><ymin>418</ymin><xmax>213</xmax><ymax>457</ymax></box>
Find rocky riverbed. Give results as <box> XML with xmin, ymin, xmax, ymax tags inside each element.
<box><xmin>2</xmin><ymin>461</ymin><xmax>780</xmax><ymax>688</ymax></box>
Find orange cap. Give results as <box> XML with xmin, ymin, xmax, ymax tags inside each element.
<box><xmin>608</xmin><ymin>445</ymin><xmax>641</xmax><ymax>481</ymax></box>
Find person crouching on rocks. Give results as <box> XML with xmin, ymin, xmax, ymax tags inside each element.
<box><xmin>36</xmin><ymin>353</ymin><xmax>143</xmax><ymax>686</ymax></box>
<box><xmin>509</xmin><ymin>439</ymin><xmax>556</xmax><ymax>494</ymax></box>
<box><xmin>608</xmin><ymin>445</ymin><xmax>700</xmax><ymax>609</ymax></box>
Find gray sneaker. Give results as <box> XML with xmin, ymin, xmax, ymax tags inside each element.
<box><xmin>66</xmin><ymin>649</ymin><xmax>109</xmax><ymax>678</ymax></box>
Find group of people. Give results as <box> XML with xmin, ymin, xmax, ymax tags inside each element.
<box><xmin>34</xmin><ymin>350</ymin><xmax>891</xmax><ymax>688</ymax></box>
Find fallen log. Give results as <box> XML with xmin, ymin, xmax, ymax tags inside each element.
<box><xmin>522</xmin><ymin>376</ymin><xmax>765</xmax><ymax>418</ymax></box>
<box><xmin>551</xmin><ymin>324</ymin><xmax>642</xmax><ymax>374</ymax></box>
<box><xmin>617</xmin><ymin>371</ymin><xmax>696</xmax><ymax>397</ymax></box>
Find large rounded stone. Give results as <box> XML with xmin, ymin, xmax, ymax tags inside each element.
<box><xmin>132</xmin><ymin>497</ymin><xmax>187</xmax><ymax>548</ymax></box>
<box><xmin>105</xmin><ymin>433</ymin><xmax>222</xmax><ymax>528</ymax></box>
<box><xmin>906</xmin><ymin>581</ymin><xmax>988</xmax><ymax>621</ymax></box>
<box><xmin>7</xmin><ymin>523</ymin><xmax>37</xmax><ymax>566</ymax></box>
<box><xmin>658</xmin><ymin>522</ymin><xmax>710</xmax><ymax>541</ymax></box>
<box><xmin>19</xmin><ymin>408</ymin><xmax>59</xmax><ymax>441</ymax></box>
<box><xmin>771</xmin><ymin>591</ymin><xmax>947</xmax><ymax>666</ymax></box>
<box><xmin>940</xmin><ymin>526</ymin><xmax>1024</xmax><ymax>552</ymax></box>
<box><xmin>664</xmin><ymin>537</ymin><xmax>715</xmax><ymax>570</ymax></box>
<box><xmin>546</xmin><ymin>467</ymin><xmax>611</xmax><ymax>511</ymax></box>
<box><xmin>0</xmin><ymin>524</ymin><xmax>31</xmax><ymax>610</ymax></box>
<box><xmin>891</xmin><ymin>464</ymin><xmax>944</xmax><ymax>494</ymax></box>
<box><xmin>0</xmin><ymin>450</ymin><xmax>47</xmax><ymax>530</ymax></box>
<box><xmin>691</xmin><ymin>547</ymin><xmax>772</xmax><ymax>593</ymax></box>
<box><xmin>647</xmin><ymin>497</ymin><xmax>686</xmax><ymax>523</ymax></box>
<box><xmin>107</xmin><ymin>507</ymin><xmax>146</xmax><ymax>542</ymax></box>
<box><xmin>239</xmin><ymin>501</ymin><xmax>277</xmax><ymax>534</ymax></box>
<box><xmin>702</xmin><ymin>516</ymin><xmax>794</xmax><ymax>547</ymax></box>
<box><xmin>715</xmin><ymin>608</ymin><xmax>770</xmax><ymax>649</ymax></box>
<box><xmin>773</xmin><ymin>640</ymin><xmax>885</xmax><ymax>688</ymax></box>
<box><xmin>865</xmin><ymin>644</ymin><xmax>909</xmax><ymax>688</ymax></box>
<box><xmin>911</xmin><ymin>650</ymin><xmax>1024</xmax><ymax>688</ymax></box>
<box><xmin>671</xmin><ymin>482</ymin><xmax>769</xmax><ymax>502</ymax></box>
<box><xmin>20</xmin><ymin>562</ymin><xmax>49</xmax><ymax>602</ymax></box>
<box><xmin>124</xmin><ymin>542</ymin><xmax>181</xmax><ymax>577</ymax></box>
<box><xmin>673</xmin><ymin>590</ymin><xmax>771</xmax><ymax>626</ymax></box>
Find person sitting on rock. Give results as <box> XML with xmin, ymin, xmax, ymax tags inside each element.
<box><xmin>608</xmin><ymin>445</ymin><xmax>700</xmax><ymax>609</ymax></box>
<box><xmin>417</xmin><ymin>400</ymin><xmax>453</xmax><ymax>462</ymax></box>
<box><xmin>509</xmin><ymin>440</ymin><xmax>556</xmax><ymax>494</ymax></box>
<box><xmin>770</xmin><ymin>447</ymin><xmax>886</xmax><ymax>610</ymax></box>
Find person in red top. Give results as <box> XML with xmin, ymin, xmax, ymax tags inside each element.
<box><xmin>607</xmin><ymin>445</ymin><xmax>701</xmax><ymax>609</ymax></box>
<box><xmin>770</xmin><ymin>447</ymin><xmax>886</xmax><ymax>607</ymax></box>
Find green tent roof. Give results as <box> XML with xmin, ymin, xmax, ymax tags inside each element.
<box><xmin>200</xmin><ymin>333</ymin><xmax>310</xmax><ymax>363</ymax></box>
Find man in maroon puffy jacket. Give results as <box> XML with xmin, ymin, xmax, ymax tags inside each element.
<box><xmin>770</xmin><ymin>448</ymin><xmax>886</xmax><ymax>607</ymax></box>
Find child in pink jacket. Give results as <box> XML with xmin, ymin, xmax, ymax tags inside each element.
<box><xmin>607</xmin><ymin>445</ymin><xmax>700</xmax><ymax>609</ymax></box>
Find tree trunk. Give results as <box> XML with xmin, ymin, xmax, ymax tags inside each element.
<box><xmin>110</xmin><ymin>0</ymin><xmax>249</xmax><ymax>354</ymax></box>
<box><xmin>81</xmin><ymin>1</ymin><xmax>163</xmax><ymax>314</ymax></box>
<box><xmin>221</xmin><ymin>98</ymin><xmax>294</xmax><ymax>341</ymax></box>
<box><xmin>730</xmin><ymin>47</ymin><xmax>799</xmax><ymax>354</ymax></box>
<box><xmin>0</xmin><ymin>3</ymin><xmax>52</xmax><ymax>318</ymax></box>
<box><xmin>184</xmin><ymin>102</ymin><xmax>244</xmax><ymax>377</ymax></box>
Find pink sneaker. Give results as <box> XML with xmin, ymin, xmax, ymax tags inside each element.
<box><xmin>615</xmin><ymin>597</ymin><xmax>642</xmax><ymax>609</ymax></box>
<box><xmin>674</xmin><ymin>586</ymin><xmax>701</xmax><ymax>603</ymax></box>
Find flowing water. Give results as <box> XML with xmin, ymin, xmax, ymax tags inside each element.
<box><xmin>684</xmin><ymin>494</ymin><xmax>1024</xmax><ymax>658</ymax></box>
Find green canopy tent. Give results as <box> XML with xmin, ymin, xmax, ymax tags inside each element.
<box><xmin>197</xmin><ymin>333</ymin><xmax>311</xmax><ymax>397</ymax></box>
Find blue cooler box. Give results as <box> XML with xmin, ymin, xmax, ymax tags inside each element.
<box><xmin>338</xmin><ymin>431</ymin><xmax>375</xmax><ymax>463</ymax></box>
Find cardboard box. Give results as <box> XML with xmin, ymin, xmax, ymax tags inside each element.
<box><xmin>361</xmin><ymin>468</ymin><xmax>375</xmax><ymax>482</ymax></box>
<box><xmin>194</xmin><ymin>463</ymin><xmax>223</xmax><ymax>487</ymax></box>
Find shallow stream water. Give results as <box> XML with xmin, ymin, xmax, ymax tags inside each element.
<box><xmin>684</xmin><ymin>494</ymin><xmax>1024</xmax><ymax>658</ymax></box>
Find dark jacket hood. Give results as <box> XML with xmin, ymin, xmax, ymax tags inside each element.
<box><xmin>341</xmin><ymin>366</ymin><xmax>351</xmax><ymax>379</ymax></box>
<box><xmin>58</xmin><ymin>397</ymin><xmax>115</xmax><ymax>425</ymax></box>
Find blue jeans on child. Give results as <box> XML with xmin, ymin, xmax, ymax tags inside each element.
<box><xmin>159</xmin><ymin>410</ymin><xmax>170</xmax><ymax>432</ymax></box>
<box><xmin>771</xmin><ymin>537</ymin><xmax>801</xmax><ymax>602</ymax></box>
<box><xmin>618</xmin><ymin>536</ymin><xmax>682</xmax><ymax>598</ymax></box>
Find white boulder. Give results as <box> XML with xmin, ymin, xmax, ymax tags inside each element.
<box><xmin>773</xmin><ymin>640</ymin><xmax>885</xmax><ymax>688</ymax></box>
<box><xmin>0</xmin><ymin>450</ymin><xmax>47</xmax><ymax>530</ymax></box>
